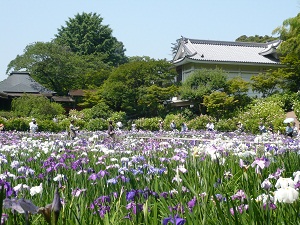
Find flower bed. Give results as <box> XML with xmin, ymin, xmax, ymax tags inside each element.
<box><xmin>0</xmin><ymin>130</ymin><xmax>299</xmax><ymax>224</ymax></box>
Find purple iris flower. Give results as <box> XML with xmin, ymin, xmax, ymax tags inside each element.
<box><xmin>162</xmin><ymin>215</ymin><xmax>186</xmax><ymax>225</ymax></box>
<box><xmin>126</xmin><ymin>190</ymin><xmax>138</xmax><ymax>201</ymax></box>
<box><xmin>187</xmin><ymin>197</ymin><xmax>197</xmax><ymax>211</ymax></box>
<box><xmin>88</xmin><ymin>173</ymin><xmax>99</xmax><ymax>181</ymax></box>
<box><xmin>231</xmin><ymin>190</ymin><xmax>247</xmax><ymax>201</ymax></box>
<box><xmin>251</xmin><ymin>157</ymin><xmax>270</xmax><ymax>174</ymax></box>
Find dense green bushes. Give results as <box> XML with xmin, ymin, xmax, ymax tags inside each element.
<box><xmin>11</xmin><ymin>95</ymin><xmax>65</xmax><ymax>120</ymax></box>
<box><xmin>0</xmin><ymin>93</ymin><xmax>294</xmax><ymax>134</ymax></box>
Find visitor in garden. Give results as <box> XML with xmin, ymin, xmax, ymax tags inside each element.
<box><xmin>258</xmin><ymin>122</ymin><xmax>266</xmax><ymax>134</ymax></box>
<box><xmin>116</xmin><ymin>121</ymin><xmax>123</xmax><ymax>130</ymax></box>
<box><xmin>131</xmin><ymin>123</ymin><xmax>137</xmax><ymax>131</ymax></box>
<box><xmin>236</xmin><ymin>121</ymin><xmax>244</xmax><ymax>133</ymax></box>
<box><xmin>159</xmin><ymin>120</ymin><xmax>164</xmax><ymax>131</ymax></box>
<box><xmin>285</xmin><ymin>123</ymin><xmax>293</xmax><ymax>138</ymax></box>
<box><xmin>206</xmin><ymin>122</ymin><xmax>214</xmax><ymax>131</ymax></box>
<box><xmin>0</xmin><ymin>123</ymin><xmax>5</xmax><ymax>131</ymax></box>
<box><xmin>170</xmin><ymin>120</ymin><xmax>176</xmax><ymax>131</ymax></box>
<box><xmin>268</xmin><ymin>123</ymin><xmax>274</xmax><ymax>134</ymax></box>
<box><xmin>29</xmin><ymin>118</ymin><xmax>38</xmax><ymax>133</ymax></box>
<box><xmin>69</xmin><ymin>120</ymin><xmax>79</xmax><ymax>140</ymax></box>
<box><xmin>292</xmin><ymin>122</ymin><xmax>298</xmax><ymax>137</ymax></box>
<box><xmin>181</xmin><ymin>122</ymin><xmax>188</xmax><ymax>132</ymax></box>
<box><xmin>108</xmin><ymin>121</ymin><xmax>115</xmax><ymax>139</ymax></box>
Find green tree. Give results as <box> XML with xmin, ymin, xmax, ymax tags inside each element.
<box><xmin>235</xmin><ymin>35</ymin><xmax>278</xmax><ymax>43</ymax></box>
<box><xmin>100</xmin><ymin>59</ymin><xmax>177</xmax><ymax>118</ymax></box>
<box><xmin>179</xmin><ymin>68</ymin><xmax>228</xmax><ymax>113</ymax></box>
<box><xmin>55</xmin><ymin>12</ymin><xmax>128</xmax><ymax>66</ymax></box>
<box><xmin>202</xmin><ymin>91</ymin><xmax>238</xmax><ymax>120</ymax></box>
<box><xmin>250</xmin><ymin>70</ymin><xmax>283</xmax><ymax>97</ymax></box>
<box><xmin>7</xmin><ymin>42</ymin><xmax>111</xmax><ymax>95</ymax></box>
<box><xmin>138</xmin><ymin>85</ymin><xmax>178</xmax><ymax>117</ymax></box>
<box><xmin>272</xmin><ymin>13</ymin><xmax>300</xmax><ymax>92</ymax></box>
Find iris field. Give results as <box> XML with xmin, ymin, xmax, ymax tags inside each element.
<box><xmin>0</xmin><ymin>130</ymin><xmax>299</xmax><ymax>224</ymax></box>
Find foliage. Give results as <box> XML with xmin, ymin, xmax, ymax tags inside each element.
<box><xmin>163</xmin><ymin>114</ymin><xmax>188</xmax><ymax>131</ymax></box>
<box><xmin>236</xmin><ymin>98</ymin><xmax>286</xmax><ymax>134</ymax></box>
<box><xmin>135</xmin><ymin>117</ymin><xmax>162</xmax><ymax>131</ymax></box>
<box><xmin>138</xmin><ymin>85</ymin><xmax>178</xmax><ymax>117</ymax></box>
<box><xmin>250</xmin><ymin>70</ymin><xmax>283</xmax><ymax>97</ymax></box>
<box><xmin>78</xmin><ymin>90</ymin><xmax>102</xmax><ymax>108</ymax></box>
<box><xmin>215</xmin><ymin>118</ymin><xmax>238</xmax><ymax>132</ymax></box>
<box><xmin>108</xmin><ymin>111</ymin><xmax>127</xmax><ymax>125</ymax></box>
<box><xmin>235</xmin><ymin>35</ymin><xmax>278</xmax><ymax>43</ymax></box>
<box><xmin>11</xmin><ymin>95</ymin><xmax>65</xmax><ymax>120</ymax></box>
<box><xmin>100</xmin><ymin>59</ymin><xmax>177</xmax><ymax>118</ymax></box>
<box><xmin>0</xmin><ymin>111</ymin><xmax>14</xmax><ymax>119</ymax></box>
<box><xmin>38</xmin><ymin>120</ymin><xmax>62</xmax><ymax>132</ymax></box>
<box><xmin>4</xmin><ymin>118</ymin><xmax>29</xmax><ymax>131</ymax></box>
<box><xmin>273</xmin><ymin>13</ymin><xmax>300</xmax><ymax>92</ymax></box>
<box><xmin>266</xmin><ymin>92</ymin><xmax>299</xmax><ymax>112</ymax></box>
<box><xmin>7</xmin><ymin>42</ymin><xmax>111</xmax><ymax>95</ymax></box>
<box><xmin>187</xmin><ymin>114</ymin><xmax>216</xmax><ymax>130</ymax></box>
<box><xmin>84</xmin><ymin>118</ymin><xmax>107</xmax><ymax>131</ymax></box>
<box><xmin>90</xmin><ymin>102</ymin><xmax>113</xmax><ymax>119</ymax></box>
<box><xmin>55</xmin><ymin>12</ymin><xmax>128</xmax><ymax>66</ymax></box>
<box><xmin>226</xmin><ymin>76</ymin><xmax>249</xmax><ymax>95</ymax></box>
<box><xmin>180</xmin><ymin>68</ymin><xmax>228</xmax><ymax>114</ymax></box>
<box><xmin>203</xmin><ymin>91</ymin><xmax>238</xmax><ymax>120</ymax></box>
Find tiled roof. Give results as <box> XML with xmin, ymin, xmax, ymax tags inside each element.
<box><xmin>173</xmin><ymin>38</ymin><xmax>281</xmax><ymax>65</ymax></box>
<box><xmin>0</xmin><ymin>71</ymin><xmax>56</xmax><ymax>95</ymax></box>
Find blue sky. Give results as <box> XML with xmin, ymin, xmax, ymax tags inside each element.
<box><xmin>0</xmin><ymin>0</ymin><xmax>299</xmax><ymax>81</ymax></box>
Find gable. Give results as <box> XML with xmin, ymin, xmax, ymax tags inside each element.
<box><xmin>173</xmin><ymin>37</ymin><xmax>281</xmax><ymax>66</ymax></box>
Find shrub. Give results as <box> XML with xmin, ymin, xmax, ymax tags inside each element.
<box><xmin>5</xmin><ymin>118</ymin><xmax>29</xmax><ymax>131</ymax></box>
<box><xmin>11</xmin><ymin>95</ymin><xmax>65</xmax><ymax>119</ymax></box>
<box><xmin>187</xmin><ymin>114</ymin><xmax>215</xmax><ymax>130</ymax></box>
<box><xmin>85</xmin><ymin>118</ymin><xmax>107</xmax><ymax>131</ymax></box>
<box><xmin>108</xmin><ymin>111</ymin><xmax>127</xmax><ymax>127</ymax></box>
<box><xmin>215</xmin><ymin>118</ymin><xmax>237</xmax><ymax>132</ymax></box>
<box><xmin>38</xmin><ymin>120</ymin><xmax>62</xmax><ymax>132</ymax></box>
<box><xmin>90</xmin><ymin>102</ymin><xmax>112</xmax><ymax>119</ymax></box>
<box><xmin>135</xmin><ymin>117</ymin><xmax>161</xmax><ymax>131</ymax></box>
<box><xmin>164</xmin><ymin>114</ymin><xmax>188</xmax><ymax>131</ymax></box>
<box><xmin>237</xmin><ymin>98</ymin><xmax>285</xmax><ymax>134</ymax></box>
<box><xmin>0</xmin><ymin>111</ymin><xmax>15</xmax><ymax>119</ymax></box>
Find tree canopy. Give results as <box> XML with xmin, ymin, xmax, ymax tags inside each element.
<box><xmin>99</xmin><ymin>58</ymin><xmax>177</xmax><ymax>118</ymax></box>
<box><xmin>7</xmin><ymin>42</ymin><xmax>111</xmax><ymax>95</ymax></box>
<box><xmin>55</xmin><ymin>12</ymin><xmax>128</xmax><ymax>66</ymax></box>
<box><xmin>235</xmin><ymin>35</ymin><xmax>278</xmax><ymax>43</ymax></box>
<box><xmin>272</xmin><ymin>13</ymin><xmax>300</xmax><ymax>92</ymax></box>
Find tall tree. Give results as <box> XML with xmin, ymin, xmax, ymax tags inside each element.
<box><xmin>7</xmin><ymin>42</ymin><xmax>111</xmax><ymax>95</ymax></box>
<box><xmin>99</xmin><ymin>58</ymin><xmax>177</xmax><ymax>117</ymax></box>
<box><xmin>272</xmin><ymin>13</ymin><xmax>300</xmax><ymax>92</ymax></box>
<box><xmin>55</xmin><ymin>12</ymin><xmax>128</xmax><ymax>66</ymax></box>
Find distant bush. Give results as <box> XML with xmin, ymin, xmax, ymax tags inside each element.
<box><xmin>187</xmin><ymin>114</ymin><xmax>215</xmax><ymax>130</ymax></box>
<box><xmin>5</xmin><ymin>118</ymin><xmax>29</xmax><ymax>131</ymax></box>
<box><xmin>0</xmin><ymin>111</ymin><xmax>14</xmax><ymax>119</ymax></box>
<box><xmin>135</xmin><ymin>117</ymin><xmax>161</xmax><ymax>131</ymax></box>
<box><xmin>85</xmin><ymin>118</ymin><xmax>107</xmax><ymax>131</ymax></box>
<box><xmin>11</xmin><ymin>95</ymin><xmax>65</xmax><ymax>120</ymax></box>
<box><xmin>237</xmin><ymin>98</ymin><xmax>285</xmax><ymax>134</ymax></box>
<box><xmin>38</xmin><ymin>120</ymin><xmax>62</xmax><ymax>132</ymax></box>
<box><xmin>215</xmin><ymin>118</ymin><xmax>237</xmax><ymax>132</ymax></box>
<box><xmin>108</xmin><ymin>111</ymin><xmax>127</xmax><ymax>127</ymax></box>
<box><xmin>90</xmin><ymin>102</ymin><xmax>112</xmax><ymax>119</ymax></box>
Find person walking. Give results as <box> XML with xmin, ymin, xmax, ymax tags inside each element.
<box><xmin>107</xmin><ymin>121</ymin><xmax>115</xmax><ymax>139</ymax></box>
<box><xmin>69</xmin><ymin>120</ymin><xmax>79</xmax><ymax>140</ymax></box>
<box><xmin>29</xmin><ymin>118</ymin><xmax>38</xmax><ymax>133</ymax></box>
